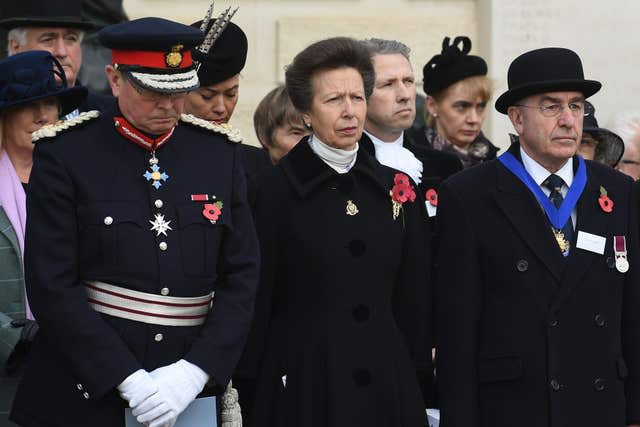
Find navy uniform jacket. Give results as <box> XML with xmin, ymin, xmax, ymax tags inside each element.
<box><xmin>10</xmin><ymin>107</ymin><xmax>260</xmax><ymax>427</ymax></box>
<box><xmin>435</xmin><ymin>142</ymin><xmax>640</xmax><ymax>427</ymax></box>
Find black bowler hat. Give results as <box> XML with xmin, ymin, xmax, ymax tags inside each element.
<box><xmin>582</xmin><ymin>101</ymin><xmax>624</xmax><ymax>167</ymax></box>
<box><xmin>422</xmin><ymin>36</ymin><xmax>487</xmax><ymax>95</ymax></box>
<box><xmin>0</xmin><ymin>0</ymin><xmax>94</xmax><ymax>30</ymax></box>
<box><xmin>99</xmin><ymin>17</ymin><xmax>204</xmax><ymax>93</ymax></box>
<box><xmin>0</xmin><ymin>51</ymin><xmax>87</xmax><ymax>116</ymax></box>
<box><xmin>192</xmin><ymin>20</ymin><xmax>248</xmax><ymax>87</ymax></box>
<box><xmin>495</xmin><ymin>47</ymin><xmax>601</xmax><ymax>114</ymax></box>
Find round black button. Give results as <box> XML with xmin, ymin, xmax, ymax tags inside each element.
<box><xmin>353</xmin><ymin>369</ymin><xmax>371</xmax><ymax>387</ymax></box>
<box><xmin>606</xmin><ymin>257</ymin><xmax>615</xmax><ymax>269</ymax></box>
<box><xmin>593</xmin><ymin>378</ymin><xmax>606</xmax><ymax>392</ymax></box>
<box><xmin>550</xmin><ymin>378</ymin><xmax>561</xmax><ymax>391</ymax></box>
<box><xmin>348</xmin><ymin>240</ymin><xmax>366</xmax><ymax>257</ymax></box>
<box><xmin>594</xmin><ymin>314</ymin><xmax>606</xmax><ymax>327</ymax></box>
<box><xmin>516</xmin><ymin>259</ymin><xmax>528</xmax><ymax>272</ymax></box>
<box><xmin>549</xmin><ymin>319</ymin><xmax>559</xmax><ymax>327</ymax></box>
<box><xmin>352</xmin><ymin>305</ymin><xmax>370</xmax><ymax>322</ymax></box>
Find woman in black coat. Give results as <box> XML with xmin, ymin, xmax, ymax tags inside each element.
<box><xmin>238</xmin><ymin>37</ymin><xmax>432</xmax><ymax>427</ymax></box>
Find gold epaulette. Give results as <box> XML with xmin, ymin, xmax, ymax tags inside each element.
<box><xmin>180</xmin><ymin>113</ymin><xmax>243</xmax><ymax>143</ymax></box>
<box><xmin>32</xmin><ymin>110</ymin><xmax>101</xmax><ymax>142</ymax></box>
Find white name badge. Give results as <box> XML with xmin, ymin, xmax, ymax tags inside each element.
<box><xmin>576</xmin><ymin>231</ymin><xmax>606</xmax><ymax>255</ymax></box>
<box><xmin>425</xmin><ymin>201</ymin><xmax>437</xmax><ymax>218</ymax></box>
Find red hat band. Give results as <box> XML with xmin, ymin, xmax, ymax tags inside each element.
<box><xmin>112</xmin><ymin>48</ymin><xmax>193</xmax><ymax>70</ymax></box>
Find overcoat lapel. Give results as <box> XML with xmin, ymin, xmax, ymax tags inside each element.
<box><xmin>551</xmin><ymin>164</ymin><xmax>609</xmax><ymax>311</ymax></box>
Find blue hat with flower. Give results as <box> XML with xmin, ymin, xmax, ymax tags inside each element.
<box><xmin>0</xmin><ymin>51</ymin><xmax>88</xmax><ymax>116</ymax></box>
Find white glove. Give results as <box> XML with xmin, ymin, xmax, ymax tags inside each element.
<box><xmin>146</xmin><ymin>359</ymin><xmax>210</xmax><ymax>427</ymax></box>
<box><xmin>117</xmin><ymin>369</ymin><xmax>174</xmax><ymax>426</ymax></box>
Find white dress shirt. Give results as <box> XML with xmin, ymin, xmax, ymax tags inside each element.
<box><xmin>365</xmin><ymin>131</ymin><xmax>423</xmax><ymax>184</ymax></box>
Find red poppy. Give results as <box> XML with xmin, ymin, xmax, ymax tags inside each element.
<box><xmin>598</xmin><ymin>195</ymin><xmax>613</xmax><ymax>213</ymax></box>
<box><xmin>202</xmin><ymin>203</ymin><xmax>222</xmax><ymax>221</ymax></box>
<box><xmin>394</xmin><ymin>173</ymin><xmax>410</xmax><ymax>187</ymax></box>
<box><xmin>426</xmin><ymin>188</ymin><xmax>438</xmax><ymax>207</ymax></box>
<box><xmin>391</xmin><ymin>173</ymin><xmax>416</xmax><ymax>204</ymax></box>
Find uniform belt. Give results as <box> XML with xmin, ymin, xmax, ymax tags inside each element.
<box><xmin>84</xmin><ymin>281</ymin><xmax>213</xmax><ymax>327</ymax></box>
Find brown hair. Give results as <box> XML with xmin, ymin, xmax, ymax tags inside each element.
<box><xmin>253</xmin><ymin>85</ymin><xmax>305</xmax><ymax>147</ymax></box>
<box><xmin>426</xmin><ymin>75</ymin><xmax>492</xmax><ymax>126</ymax></box>
<box><xmin>285</xmin><ymin>37</ymin><xmax>375</xmax><ymax>113</ymax></box>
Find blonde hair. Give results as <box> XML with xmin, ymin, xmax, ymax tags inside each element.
<box><xmin>426</xmin><ymin>75</ymin><xmax>492</xmax><ymax>127</ymax></box>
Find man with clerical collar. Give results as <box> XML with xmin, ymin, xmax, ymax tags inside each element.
<box><xmin>1</xmin><ymin>0</ymin><xmax>114</xmax><ymax>118</ymax></box>
<box><xmin>358</xmin><ymin>38</ymin><xmax>462</xmax><ymax>221</ymax></box>
<box><xmin>10</xmin><ymin>17</ymin><xmax>259</xmax><ymax>427</ymax></box>
<box><xmin>435</xmin><ymin>47</ymin><xmax>640</xmax><ymax>427</ymax></box>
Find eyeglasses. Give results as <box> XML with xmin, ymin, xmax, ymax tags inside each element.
<box><xmin>515</xmin><ymin>101</ymin><xmax>585</xmax><ymax>118</ymax></box>
<box><xmin>125</xmin><ymin>76</ymin><xmax>186</xmax><ymax>102</ymax></box>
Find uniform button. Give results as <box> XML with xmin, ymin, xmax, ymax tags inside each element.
<box><xmin>76</xmin><ymin>383</ymin><xmax>83</xmax><ymax>391</ymax></box>
<box><xmin>159</xmin><ymin>242</ymin><xmax>167</xmax><ymax>251</ymax></box>
<box><xmin>155</xmin><ymin>199</ymin><xmax>163</xmax><ymax>209</ymax></box>
<box><xmin>516</xmin><ymin>259</ymin><xmax>528</xmax><ymax>272</ymax></box>
<box><xmin>347</xmin><ymin>240</ymin><xmax>366</xmax><ymax>257</ymax></box>
<box><xmin>104</xmin><ymin>216</ymin><xmax>113</xmax><ymax>226</ymax></box>
<box><xmin>160</xmin><ymin>287</ymin><xmax>170</xmax><ymax>296</ymax></box>
<box><xmin>352</xmin><ymin>305</ymin><xmax>370</xmax><ymax>322</ymax></box>
<box><xmin>353</xmin><ymin>369</ymin><xmax>371</xmax><ymax>387</ymax></box>
<box><xmin>593</xmin><ymin>378</ymin><xmax>606</xmax><ymax>392</ymax></box>
<box><xmin>154</xmin><ymin>333</ymin><xmax>163</xmax><ymax>342</ymax></box>
<box><xmin>83</xmin><ymin>391</ymin><xmax>90</xmax><ymax>399</ymax></box>
<box><xmin>549</xmin><ymin>319</ymin><xmax>559</xmax><ymax>327</ymax></box>
<box><xmin>606</xmin><ymin>257</ymin><xmax>615</xmax><ymax>269</ymax></box>
<box><xmin>594</xmin><ymin>314</ymin><xmax>606</xmax><ymax>327</ymax></box>
<box><xmin>550</xmin><ymin>378</ymin><xmax>561</xmax><ymax>391</ymax></box>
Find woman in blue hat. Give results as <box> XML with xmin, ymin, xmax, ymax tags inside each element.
<box><xmin>0</xmin><ymin>50</ymin><xmax>86</xmax><ymax>423</ymax></box>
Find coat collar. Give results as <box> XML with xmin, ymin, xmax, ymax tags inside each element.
<box><xmin>280</xmin><ymin>136</ymin><xmax>389</xmax><ymax>198</ymax></box>
<box><xmin>0</xmin><ymin>206</ymin><xmax>20</xmax><ymax>258</ymax></box>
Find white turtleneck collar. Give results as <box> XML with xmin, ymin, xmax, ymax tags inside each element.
<box><xmin>364</xmin><ymin>130</ymin><xmax>423</xmax><ymax>184</ymax></box>
<box><xmin>308</xmin><ymin>134</ymin><xmax>358</xmax><ymax>174</ymax></box>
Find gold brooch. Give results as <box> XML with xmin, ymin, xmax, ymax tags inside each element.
<box><xmin>165</xmin><ymin>44</ymin><xmax>184</xmax><ymax>68</ymax></box>
<box><xmin>346</xmin><ymin>200</ymin><xmax>359</xmax><ymax>216</ymax></box>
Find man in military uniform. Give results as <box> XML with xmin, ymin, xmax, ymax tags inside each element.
<box><xmin>10</xmin><ymin>17</ymin><xmax>259</xmax><ymax>427</ymax></box>
<box><xmin>435</xmin><ymin>47</ymin><xmax>640</xmax><ymax>427</ymax></box>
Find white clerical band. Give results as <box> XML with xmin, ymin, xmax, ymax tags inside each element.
<box><xmin>85</xmin><ymin>281</ymin><xmax>213</xmax><ymax>326</ymax></box>
<box><xmin>129</xmin><ymin>69</ymin><xmax>200</xmax><ymax>92</ymax></box>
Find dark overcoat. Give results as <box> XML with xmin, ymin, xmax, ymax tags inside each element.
<box><xmin>238</xmin><ymin>139</ymin><xmax>432</xmax><ymax>427</ymax></box>
<box><xmin>9</xmin><ymin>107</ymin><xmax>259</xmax><ymax>426</ymax></box>
<box><xmin>435</xmin><ymin>142</ymin><xmax>640</xmax><ymax>427</ymax></box>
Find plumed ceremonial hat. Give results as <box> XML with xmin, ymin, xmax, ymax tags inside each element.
<box><xmin>0</xmin><ymin>50</ymin><xmax>87</xmax><ymax>116</ymax></box>
<box><xmin>0</xmin><ymin>0</ymin><xmax>94</xmax><ymax>30</ymax></box>
<box><xmin>98</xmin><ymin>17</ymin><xmax>204</xmax><ymax>93</ymax></box>
<box><xmin>495</xmin><ymin>47</ymin><xmax>601</xmax><ymax>114</ymax></box>
<box><xmin>422</xmin><ymin>36</ymin><xmax>487</xmax><ymax>95</ymax></box>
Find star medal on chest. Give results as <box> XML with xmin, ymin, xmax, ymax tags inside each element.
<box><xmin>191</xmin><ymin>194</ymin><xmax>224</xmax><ymax>224</ymax></box>
<box><xmin>113</xmin><ymin>116</ymin><xmax>174</xmax><ymax>189</ymax></box>
<box><xmin>149</xmin><ymin>213</ymin><xmax>173</xmax><ymax>236</ymax></box>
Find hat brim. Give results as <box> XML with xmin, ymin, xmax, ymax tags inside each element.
<box><xmin>126</xmin><ymin>69</ymin><xmax>200</xmax><ymax>94</ymax></box>
<box><xmin>0</xmin><ymin>17</ymin><xmax>96</xmax><ymax>30</ymax></box>
<box><xmin>495</xmin><ymin>79</ymin><xmax>602</xmax><ymax>114</ymax></box>
<box><xmin>583</xmin><ymin>128</ymin><xmax>624</xmax><ymax>167</ymax></box>
<box><xmin>0</xmin><ymin>85</ymin><xmax>88</xmax><ymax>116</ymax></box>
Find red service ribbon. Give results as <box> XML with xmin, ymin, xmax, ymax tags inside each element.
<box><xmin>191</xmin><ymin>194</ymin><xmax>209</xmax><ymax>202</ymax></box>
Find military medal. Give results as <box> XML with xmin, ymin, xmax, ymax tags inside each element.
<box><xmin>346</xmin><ymin>200</ymin><xmax>359</xmax><ymax>216</ymax></box>
<box><xmin>552</xmin><ymin>228</ymin><xmax>571</xmax><ymax>255</ymax></box>
<box><xmin>149</xmin><ymin>213</ymin><xmax>173</xmax><ymax>236</ymax></box>
<box><xmin>614</xmin><ymin>235</ymin><xmax>629</xmax><ymax>273</ymax></box>
<box><xmin>114</xmin><ymin>116</ymin><xmax>174</xmax><ymax>190</ymax></box>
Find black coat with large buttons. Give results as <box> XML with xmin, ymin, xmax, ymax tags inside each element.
<box><xmin>9</xmin><ymin>107</ymin><xmax>260</xmax><ymax>427</ymax></box>
<box><xmin>238</xmin><ymin>139</ymin><xmax>432</xmax><ymax>427</ymax></box>
<box><xmin>435</xmin><ymin>142</ymin><xmax>640</xmax><ymax>427</ymax></box>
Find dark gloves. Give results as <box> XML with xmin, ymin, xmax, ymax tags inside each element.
<box><xmin>5</xmin><ymin>319</ymin><xmax>38</xmax><ymax>375</ymax></box>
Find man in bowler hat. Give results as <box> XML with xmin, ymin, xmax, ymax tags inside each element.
<box><xmin>435</xmin><ymin>47</ymin><xmax>640</xmax><ymax>427</ymax></box>
<box><xmin>1</xmin><ymin>0</ymin><xmax>113</xmax><ymax>116</ymax></box>
<box><xmin>10</xmin><ymin>17</ymin><xmax>259</xmax><ymax>427</ymax></box>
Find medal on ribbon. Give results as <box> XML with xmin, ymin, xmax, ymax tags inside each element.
<box><xmin>614</xmin><ymin>235</ymin><xmax>629</xmax><ymax>273</ymax></box>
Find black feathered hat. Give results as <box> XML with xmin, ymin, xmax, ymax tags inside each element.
<box><xmin>0</xmin><ymin>0</ymin><xmax>94</xmax><ymax>30</ymax></box>
<box><xmin>582</xmin><ymin>101</ymin><xmax>624</xmax><ymax>167</ymax></box>
<box><xmin>495</xmin><ymin>47</ymin><xmax>601</xmax><ymax>114</ymax></box>
<box><xmin>422</xmin><ymin>36</ymin><xmax>487</xmax><ymax>96</ymax></box>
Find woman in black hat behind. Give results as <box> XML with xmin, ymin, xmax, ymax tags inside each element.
<box><xmin>411</xmin><ymin>36</ymin><xmax>498</xmax><ymax>168</ymax></box>
<box><xmin>0</xmin><ymin>50</ymin><xmax>86</xmax><ymax>425</ymax></box>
